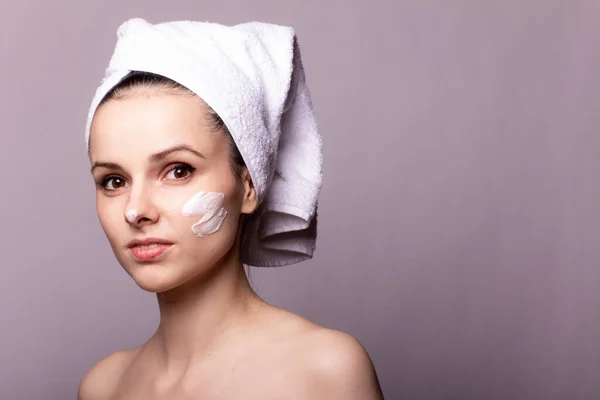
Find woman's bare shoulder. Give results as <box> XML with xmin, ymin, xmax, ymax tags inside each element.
<box><xmin>297</xmin><ymin>327</ymin><xmax>384</xmax><ymax>398</ymax></box>
<box><xmin>77</xmin><ymin>347</ymin><xmax>140</xmax><ymax>400</ymax></box>
<box><xmin>263</xmin><ymin>307</ymin><xmax>384</xmax><ymax>399</ymax></box>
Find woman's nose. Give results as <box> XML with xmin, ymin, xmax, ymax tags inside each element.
<box><xmin>124</xmin><ymin>186</ymin><xmax>159</xmax><ymax>227</ymax></box>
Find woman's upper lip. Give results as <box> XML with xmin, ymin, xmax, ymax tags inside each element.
<box><xmin>127</xmin><ymin>238</ymin><xmax>174</xmax><ymax>248</ymax></box>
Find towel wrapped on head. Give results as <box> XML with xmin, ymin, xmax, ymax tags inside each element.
<box><xmin>85</xmin><ymin>18</ymin><xmax>323</xmax><ymax>268</ymax></box>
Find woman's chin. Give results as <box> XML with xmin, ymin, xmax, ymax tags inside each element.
<box><xmin>135</xmin><ymin>280</ymin><xmax>178</xmax><ymax>293</ymax></box>
<box><xmin>113</xmin><ymin>246</ymin><xmax>230</xmax><ymax>293</ymax></box>
<box><xmin>125</xmin><ymin>264</ymin><xmax>185</xmax><ymax>293</ymax></box>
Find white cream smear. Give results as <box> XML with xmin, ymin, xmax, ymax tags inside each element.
<box><xmin>181</xmin><ymin>191</ymin><xmax>228</xmax><ymax>237</ymax></box>
<box><xmin>125</xmin><ymin>209</ymin><xmax>137</xmax><ymax>223</ymax></box>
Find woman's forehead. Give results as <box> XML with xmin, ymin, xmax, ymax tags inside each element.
<box><xmin>89</xmin><ymin>93</ymin><xmax>224</xmax><ymax>161</ymax></box>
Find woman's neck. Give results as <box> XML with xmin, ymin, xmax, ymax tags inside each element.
<box><xmin>150</xmin><ymin>248</ymin><xmax>263</xmax><ymax>376</ymax></box>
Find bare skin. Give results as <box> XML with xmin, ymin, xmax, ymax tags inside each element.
<box><xmin>79</xmin><ymin>88</ymin><xmax>384</xmax><ymax>399</ymax></box>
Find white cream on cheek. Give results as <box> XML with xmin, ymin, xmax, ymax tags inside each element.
<box><xmin>125</xmin><ymin>209</ymin><xmax>137</xmax><ymax>223</ymax></box>
<box><xmin>181</xmin><ymin>191</ymin><xmax>228</xmax><ymax>237</ymax></box>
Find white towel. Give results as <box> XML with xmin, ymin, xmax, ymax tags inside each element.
<box><xmin>84</xmin><ymin>18</ymin><xmax>323</xmax><ymax>267</ymax></box>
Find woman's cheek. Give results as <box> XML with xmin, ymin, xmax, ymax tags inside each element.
<box><xmin>97</xmin><ymin>203</ymin><xmax>123</xmax><ymax>247</ymax></box>
<box><xmin>180</xmin><ymin>191</ymin><xmax>228</xmax><ymax>238</ymax></box>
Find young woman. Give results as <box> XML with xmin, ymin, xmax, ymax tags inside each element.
<box><xmin>78</xmin><ymin>18</ymin><xmax>383</xmax><ymax>399</ymax></box>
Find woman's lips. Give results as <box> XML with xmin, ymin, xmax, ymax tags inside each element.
<box><xmin>127</xmin><ymin>238</ymin><xmax>174</xmax><ymax>262</ymax></box>
<box><xmin>130</xmin><ymin>243</ymin><xmax>173</xmax><ymax>261</ymax></box>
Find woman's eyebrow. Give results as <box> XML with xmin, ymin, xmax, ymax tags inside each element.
<box><xmin>90</xmin><ymin>162</ymin><xmax>121</xmax><ymax>174</ymax></box>
<box><xmin>90</xmin><ymin>144</ymin><xmax>207</xmax><ymax>174</ymax></box>
<box><xmin>149</xmin><ymin>144</ymin><xmax>207</xmax><ymax>163</ymax></box>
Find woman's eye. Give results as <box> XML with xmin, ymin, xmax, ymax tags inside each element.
<box><xmin>101</xmin><ymin>177</ymin><xmax>128</xmax><ymax>191</ymax></box>
<box><xmin>166</xmin><ymin>164</ymin><xmax>196</xmax><ymax>180</ymax></box>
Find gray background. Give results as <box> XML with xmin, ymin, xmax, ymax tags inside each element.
<box><xmin>1</xmin><ymin>1</ymin><xmax>599</xmax><ymax>399</ymax></box>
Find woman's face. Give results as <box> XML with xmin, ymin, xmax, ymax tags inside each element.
<box><xmin>89</xmin><ymin>90</ymin><xmax>255</xmax><ymax>293</ymax></box>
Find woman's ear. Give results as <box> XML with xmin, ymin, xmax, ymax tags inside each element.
<box><xmin>240</xmin><ymin>168</ymin><xmax>258</xmax><ymax>214</ymax></box>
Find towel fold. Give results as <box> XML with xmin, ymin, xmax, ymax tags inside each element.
<box><xmin>85</xmin><ymin>18</ymin><xmax>323</xmax><ymax>267</ymax></box>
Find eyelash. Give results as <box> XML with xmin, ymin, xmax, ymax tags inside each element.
<box><xmin>165</xmin><ymin>163</ymin><xmax>197</xmax><ymax>181</ymax></box>
<box><xmin>99</xmin><ymin>163</ymin><xmax>197</xmax><ymax>190</ymax></box>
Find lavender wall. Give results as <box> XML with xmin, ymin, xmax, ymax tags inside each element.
<box><xmin>1</xmin><ymin>1</ymin><xmax>599</xmax><ymax>398</ymax></box>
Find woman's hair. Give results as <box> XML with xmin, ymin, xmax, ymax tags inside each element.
<box><xmin>98</xmin><ymin>71</ymin><xmax>247</xmax><ymax>180</ymax></box>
